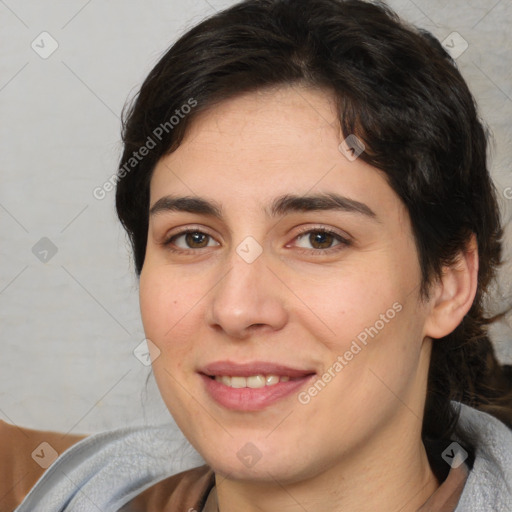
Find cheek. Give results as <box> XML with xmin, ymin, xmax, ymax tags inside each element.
<box><xmin>139</xmin><ymin>269</ymin><xmax>198</xmax><ymax>411</ymax></box>
<box><xmin>139</xmin><ymin>270</ymin><xmax>168</xmax><ymax>338</ymax></box>
<box><xmin>296</xmin><ymin>264</ymin><xmax>404</xmax><ymax>348</ymax></box>
<box><xmin>302</xmin><ymin>261</ymin><xmax>424</xmax><ymax>399</ymax></box>
<box><xmin>139</xmin><ymin>266</ymin><xmax>197</xmax><ymax>353</ymax></box>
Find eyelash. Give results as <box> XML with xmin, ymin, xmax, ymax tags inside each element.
<box><xmin>162</xmin><ymin>226</ymin><xmax>351</xmax><ymax>255</ymax></box>
<box><xmin>293</xmin><ymin>226</ymin><xmax>351</xmax><ymax>255</ymax></box>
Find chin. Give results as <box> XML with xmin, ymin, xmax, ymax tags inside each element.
<box><xmin>199</xmin><ymin>442</ymin><xmax>318</xmax><ymax>485</ymax></box>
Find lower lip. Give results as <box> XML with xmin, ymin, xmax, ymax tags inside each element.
<box><xmin>200</xmin><ymin>374</ymin><xmax>315</xmax><ymax>411</ymax></box>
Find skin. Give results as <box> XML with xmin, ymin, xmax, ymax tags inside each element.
<box><xmin>139</xmin><ymin>85</ymin><xmax>478</xmax><ymax>512</ymax></box>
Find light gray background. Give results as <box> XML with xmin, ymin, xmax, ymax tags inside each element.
<box><xmin>1</xmin><ymin>0</ymin><xmax>511</xmax><ymax>436</ymax></box>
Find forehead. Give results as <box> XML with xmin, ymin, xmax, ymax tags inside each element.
<box><xmin>149</xmin><ymin>85</ymin><xmax>405</xmax><ymax>224</ymax></box>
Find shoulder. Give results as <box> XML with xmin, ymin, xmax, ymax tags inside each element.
<box><xmin>11</xmin><ymin>421</ymin><xmax>211</xmax><ymax>512</ymax></box>
<box><xmin>0</xmin><ymin>420</ymin><xmax>87</xmax><ymax>511</ymax></box>
<box><xmin>454</xmin><ymin>402</ymin><xmax>512</xmax><ymax>510</ymax></box>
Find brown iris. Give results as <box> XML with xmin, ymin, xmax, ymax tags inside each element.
<box><xmin>308</xmin><ymin>231</ymin><xmax>335</xmax><ymax>249</ymax></box>
<box><xmin>185</xmin><ymin>232</ymin><xmax>210</xmax><ymax>248</ymax></box>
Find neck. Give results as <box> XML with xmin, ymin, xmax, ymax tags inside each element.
<box><xmin>214</xmin><ymin>414</ymin><xmax>440</xmax><ymax>512</ymax></box>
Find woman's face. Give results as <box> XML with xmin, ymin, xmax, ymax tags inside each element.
<box><xmin>139</xmin><ymin>85</ymin><xmax>434</xmax><ymax>483</ymax></box>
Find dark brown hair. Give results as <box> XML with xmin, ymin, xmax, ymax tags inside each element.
<box><xmin>116</xmin><ymin>0</ymin><xmax>512</xmax><ymax>455</ymax></box>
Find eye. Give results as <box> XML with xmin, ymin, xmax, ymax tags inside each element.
<box><xmin>164</xmin><ymin>229</ymin><xmax>219</xmax><ymax>252</ymax></box>
<box><xmin>291</xmin><ymin>227</ymin><xmax>350</xmax><ymax>253</ymax></box>
<box><xmin>162</xmin><ymin>226</ymin><xmax>350</xmax><ymax>255</ymax></box>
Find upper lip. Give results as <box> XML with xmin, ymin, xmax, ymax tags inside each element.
<box><xmin>200</xmin><ymin>361</ymin><xmax>316</xmax><ymax>378</ymax></box>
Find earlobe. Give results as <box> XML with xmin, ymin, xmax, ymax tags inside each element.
<box><xmin>424</xmin><ymin>234</ymin><xmax>479</xmax><ymax>339</ymax></box>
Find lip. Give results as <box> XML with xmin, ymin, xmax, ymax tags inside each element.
<box><xmin>200</xmin><ymin>361</ymin><xmax>315</xmax><ymax>378</ymax></box>
<box><xmin>199</xmin><ymin>360</ymin><xmax>316</xmax><ymax>411</ymax></box>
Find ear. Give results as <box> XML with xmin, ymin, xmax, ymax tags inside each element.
<box><xmin>423</xmin><ymin>234</ymin><xmax>479</xmax><ymax>339</ymax></box>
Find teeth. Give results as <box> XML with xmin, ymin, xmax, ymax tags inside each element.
<box><xmin>214</xmin><ymin>374</ymin><xmax>291</xmax><ymax>388</ymax></box>
<box><xmin>266</xmin><ymin>375</ymin><xmax>279</xmax><ymax>385</ymax></box>
<box><xmin>247</xmin><ymin>375</ymin><xmax>266</xmax><ymax>388</ymax></box>
<box><xmin>231</xmin><ymin>376</ymin><xmax>246</xmax><ymax>389</ymax></box>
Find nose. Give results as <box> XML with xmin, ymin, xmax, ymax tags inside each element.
<box><xmin>206</xmin><ymin>245</ymin><xmax>289</xmax><ymax>340</ymax></box>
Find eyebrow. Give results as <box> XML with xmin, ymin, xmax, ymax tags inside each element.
<box><xmin>149</xmin><ymin>192</ymin><xmax>378</xmax><ymax>221</ymax></box>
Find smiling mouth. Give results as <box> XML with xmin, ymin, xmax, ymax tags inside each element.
<box><xmin>199</xmin><ymin>361</ymin><xmax>316</xmax><ymax>410</ymax></box>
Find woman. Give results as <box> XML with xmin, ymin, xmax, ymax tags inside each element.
<box><xmin>3</xmin><ymin>0</ymin><xmax>512</xmax><ymax>510</ymax></box>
